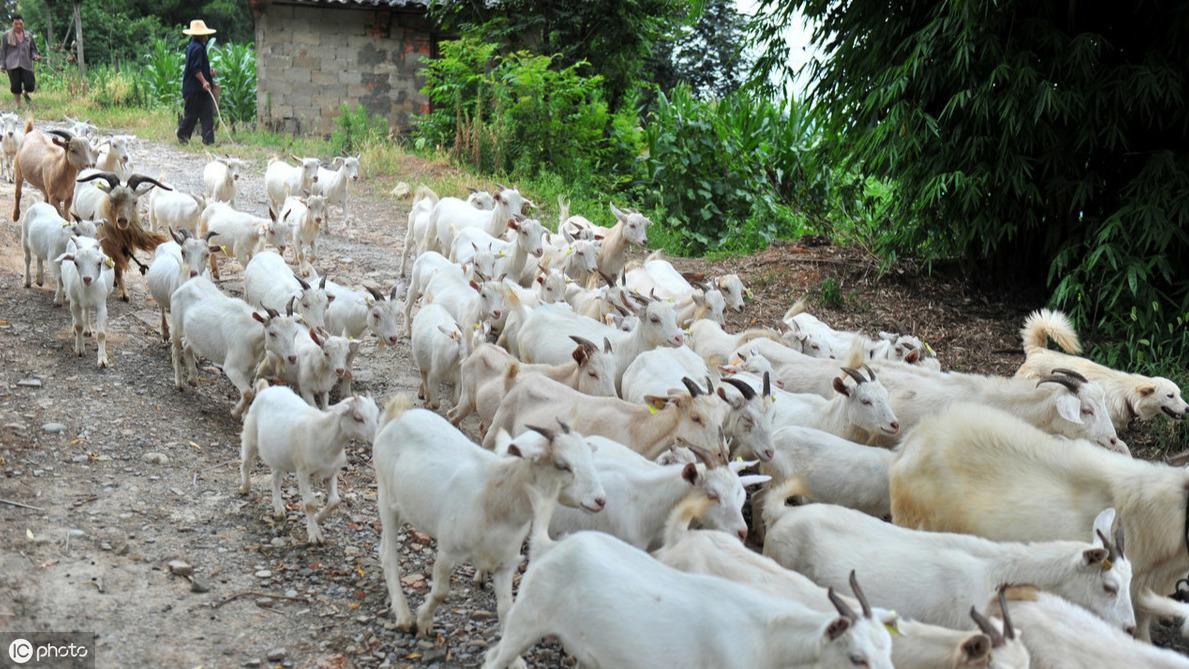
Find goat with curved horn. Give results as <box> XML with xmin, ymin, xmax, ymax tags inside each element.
<box><xmin>1036</xmin><ymin>375</ymin><xmax>1080</xmax><ymax>393</ymax></box>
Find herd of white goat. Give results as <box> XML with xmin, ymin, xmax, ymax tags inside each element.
<box><xmin>9</xmin><ymin>116</ymin><xmax>1189</xmax><ymax>668</ymax></box>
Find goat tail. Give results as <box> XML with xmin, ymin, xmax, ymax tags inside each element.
<box><xmin>556</xmin><ymin>195</ymin><xmax>570</xmax><ymax>226</ymax></box>
<box><xmin>844</xmin><ymin>337</ymin><xmax>866</xmax><ymax>369</ymax></box>
<box><xmin>23</xmin><ymin>118</ymin><xmax>32</xmax><ymax>134</ymax></box>
<box><xmin>783</xmin><ymin>298</ymin><xmax>809</xmax><ymax>321</ymax></box>
<box><xmin>412</xmin><ymin>184</ymin><xmax>439</xmax><ymax>207</ymax></box>
<box><xmin>662</xmin><ymin>493</ymin><xmax>714</xmax><ymax>548</ymax></box>
<box><xmin>378</xmin><ymin>394</ymin><xmax>416</xmax><ymax>433</ymax></box>
<box><xmin>737</xmin><ymin>327</ymin><xmax>781</xmax><ymax>346</ymax></box>
<box><xmin>1021</xmin><ymin>308</ymin><xmax>1082</xmax><ymax>355</ymax></box>
<box><xmin>644</xmin><ymin>249</ymin><xmax>664</xmax><ymax>264</ymax></box>
<box><xmin>761</xmin><ymin>476</ymin><xmax>809</xmax><ymax>529</ymax></box>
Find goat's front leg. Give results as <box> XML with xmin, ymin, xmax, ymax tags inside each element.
<box><xmin>295</xmin><ymin>468</ymin><xmax>324</xmax><ymax>544</ymax></box>
<box><xmin>69</xmin><ymin>302</ymin><xmax>84</xmax><ymax>356</ymax></box>
<box><xmin>270</xmin><ymin>469</ymin><xmax>285</xmax><ymax>518</ymax></box>
<box><xmin>94</xmin><ymin>302</ymin><xmax>109</xmax><ymax>368</ymax></box>
<box><xmin>415</xmin><ymin>552</ymin><xmax>456</xmax><ymax>637</ymax></box>
<box><xmin>492</xmin><ymin>565</ymin><xmax>517</xmax><ymax>629</ymax></box>
<box><xmin>318</xmin><ymin>391</ymin><xmax>329</xmax><ymax>410</ymax></box>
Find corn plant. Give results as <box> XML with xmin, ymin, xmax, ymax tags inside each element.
<box><xmin>209</xmin><ymin>42</ymin><xmax>257</xmax><ymax>126</ymax></box>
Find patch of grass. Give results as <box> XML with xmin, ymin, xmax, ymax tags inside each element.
<box><xmin>816</xmin><ymin>276</ymin><xmax>845</xmax><ymax>309</ymax></box>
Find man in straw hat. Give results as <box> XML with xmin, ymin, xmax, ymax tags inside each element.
<box><xmin>1</xmin><ymin>15</ymin><xmax>41</xmax><ymax>109</ymax></box>
<box><xmin>177</xmin><ymin>19</ymin><xmax>217</xmax><ymax>145</ymax></box>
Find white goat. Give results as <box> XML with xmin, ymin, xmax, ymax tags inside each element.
<box><xmin>411</xmin><ymin>303</ymin><xmax>469</xmax><ymax>410</ymax></box>
<box><xmin>94</xmin><ymin>134</ymin><xmax>134</xmax><ymax>181</ymax></box>
<box><xmin>311</xmin><ymin>155</ymin><xmax>359</xmax><ymax>228</ymax></box>
<box><xmin>21</xmin><ymin>202</ymin><xmax>97</xmax><ymax>305</ymax></box>
<box><xmin>547</xmin><ymin>439</ymin><xmax>767</xmax><ymax>547</ymax></box>
<box><xmin>243</xmin><ymin>250</ymin><xmax>332</xmax><ymax>329</ymax></box>
<box><xmin>988</xmin><ymin>585</ymin><xmax>1189</xmax><ymax>669</ymax></box>
<box><xmin>481</xmin><ymin>509</ymin><xmax>892</xmax><ymax>669</ymax></box>
<box><xmin>281</xmin><ymin>193</ymin><xmax>328</xmax><ymax>269</ymax></box>
<box><xmin>169</xmin><ymin>276</ymin><xmax>304</xmax><ymax>418</ymax></box>
<box><xmin>265</xmin><ymin>156</ymin><xmax>320</xmax><ymax>218</ymax></box>
<box><xmin>399</xmin><ymin>185</ymin><xmax>439</xmax><ymax>276</ymax></box>
<box><xmin>202</xmin><ymin>154</ymin><xmax>248</xmax><ymax>205</ymax></box>
<box><xmin>655</xmin><ymin>495</ymin><xmax>1023</xmax><ymax>669</ymax></box>
<box><xmin>766</xmin><ymin>425</ymin><xmax>894</xmax><ymax>519</ymax></box>
<box><xmin>148</xmin><ymin>187</ymin><xmax>205</xmax><ymax>234</ymax></box>
<box><xmin>292</xmin><ymin>327</ymin><xmax>357</xmax><ymax>409</ymax></box>
<box><xmin>449</xmin><ymin>339</ymin><xmax>617</xmax><ymax>432</ymax></box>
<box><xmin>240</xmin><ymin>381</ymin><xmax>378</xmax><ymax>543</ymax></box>
<box><xmin>621</xmin><ymin>346</ymin><xmax>776</xmax><ymax>461</ymax></box>
<box><xmin>198</xmin><ymin>201</ymin><xmax>288</xmax><ymax>279</ymax></box>
<box><xmin>889</xmin><ymin>402</ymin><xmax>1189</xmax><ymax>640</ymax></box>
<box><xmin>55</xmin><ymin>235</ymin><xmax>115</xmax><ymax>368</ymax></box>
<box><xmin>324</xmin><ymin>279</ymin><xmax>405</xmax><ymax>349</ymax></box>
<box><xmin>146</xmin><ymin>227</ymin><xmax>216</xmax><ymax>341</ymax></box>
<box><xmin>0</xmin><ymin>112</ymin><xmax>23</xmax><ymax>182</ymax></box>
<box><xmin>374</xmin><ymin>400</ymin><xmax>604</xmax><ymax>637</ymax></box>
<box><xmin>765</xmin><ymin>485</ymin><xmax>1136</xmax><ymax>633</ymax></box>
<box><xmin>426</xmin><ymin>187</ymin><xmax>530</xmax><ymax>255</ymax></box>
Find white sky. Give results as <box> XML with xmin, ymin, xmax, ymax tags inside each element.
<box><xmin>735</xmin><ymin>0</ymin><xmax>820</xmax><ymax>97</ymax></box>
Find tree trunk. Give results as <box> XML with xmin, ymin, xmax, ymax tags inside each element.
<box><xmin>72</xmin><ymin>2</ymin><xmax>85</xmax><ymax>76</ymax></box>
<box><xmin>45</xmin><ymin>1</ymin><xmax>54</xmax><ymax>57</ymax></box>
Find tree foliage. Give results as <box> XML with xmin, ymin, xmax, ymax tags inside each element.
<box><xmin>752</xmin><ymin>0</ymin><xmax>1189</xmax><ymax>367</ymax></box>
<box><xmin>648</xmin><ymin>0</ymin><xmax>750</xmax><ymax>99</ymax></box>
<box><xmin>429</xmin><ymin>0</ymin><xmax>691</xmax><ymax>108</ymax></box>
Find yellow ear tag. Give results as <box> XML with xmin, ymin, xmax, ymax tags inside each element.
<box><xmin>104</xmin><ymin>257</ymin><xmax>114</xmax><ymax>268</ymax></box>
<box><xmin>563</xmin><ymin>246</ymin><xmax>574</xmax><ymax>257</ymax></box>
<box><xmin>884</xmin><ymin>622</ymin><xmax>901</xmax><ymax>637</ymax></box>
<box><xmin>924</xmin><ymin>341</ymin><xmax>935</xmax><ymax>356</ymax></box>
<box><xmin>60</xmin><ymin>221</ymin><xmax>71</xmax><ymax>229</ymax></box>
<box><xmin>498</xmin><ymin>250</ymin><xmax>507</xmax><ymax>258</ymax></box>
<box><xmin>646</xmin><ymin>403</ymin><xmax>658</xmax><ymax>415</ymax></box>
<box><xmin>364</xmin><ymin>294</ymin><xmax>375</xmax><ymax>306</ymax></box>
<box><xmin>220</xmin><ymin>244</ymin><xmax>230</xmax><ymax>255</ymax></box>
<box><xmin>473</xmin><ymin>322</ymin><xmax>481</xmax><ymax>330</ymax></box>
<box><xmin>1102</xmin><ymin>558</ymin><xmax>1113</xmax><ymax>571</ymax></box>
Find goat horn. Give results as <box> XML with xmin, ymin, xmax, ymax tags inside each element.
<box><xmin>127</xmin><ymin>174</ymin><xmax>173</xmax><ymax>192</ymax></box>
<box><xmin>203</xmin><ymin>231</ymin><xmax>218</xmax><ymax>242</ymax></box>
<box><xmin>319</xmin><ymin>275</ymin><xmax>327</xmax><ymax>289</ymax></box>
<box><xmin>720</xmin><ymin>377</ymin><xmax>756</xmax><ymax>401</ymax></box>
<box><xmin>1097</xmin><ymin>528</ymin><xmax>1121</xmax><ymax>563</ymax></box>
<box><xmin>568</xmin><ymin>335</ymin><xmax>597</xmax><ymax>352</ymax></box>
<box><xmin>969</xmin><ymin>606</ymin><xmax>1005</xmax><ymax>648</ymax></box>
<box><xmin>264</xmin><ymin>306</ymin><xmax>280</xmax><ymax>319</ymax></box>
<box><xmin>848</xmin><ymin>571</ymin><xmax>873</xmax><ymax>618</ymax></box>
<box><xmin>598</xmin><ymin>270</ymin><xmax>616</xmax><ymax>287</ymax></box>
<box><xmin>364</xmin><ymin>285</ymin><xmax>387</xmax><ymax>302</ymax></box>
<box><xmin>1115</xmin><ymin>524</ymin><xmax>1125</xmax><ymax>559</ymax></box>
<box><xmin>998</xmin><ymin>585</ymin><xmax>1015</xmax><ymax>640</ymax></box>
<box><xmin>555</xmin><ymin>418</ymin><xmax>571</xmax><ymax>434</ymax></box>
<box><xmin>762</xmin><ymin>371</ymin><xmax>772</xmax><ymax>397</ymax></box>
<box><xmin>76</xmin><ymin>171</ymin><xmax>121</xmax><ymax>190</ymax></box>
<box><xmin>827</xmin><ymin>586</ymin><xmax>858</xmax><ymax>621</ymax></box>
<box><xmin>861</xmin><ymin>363</ymin><xmax>877</xmax><ymax>381</ymax></box>
<box><xmin>169</xmin><ymin>227</ymin><xmax>185</xmax><ymax>244</ymax></box>
<box><xmin>292</xmin><ymin>271</ymin><xmax>311</xmax><ymax>290</ymax></box>
<box><xmin>47</xmin><ymin>128</ymin><xmax>74</xmax><ymax>141</ymax></box>
<box><xmin>603</xmin><ymin>337</ymin><xmax>612</xmax><ymax>354</ymax></box>
<box><xmin>841</xmin><ymin>367</ymin><xmax>867</xmax><ymax>385</ymax></box>
<box><xmin>1051</xmin><ymin>367</ymin><xmax>1089</xmax><ymax>383</ymax></box>
<box><xmin>525</xmin><ymin>423</ymin><xmax>556</xmax><ymax>443</ymax></box>
<box><xmin>1036</xmin><ymin>375</ymin><xmax>1080</xmax><ymax>393</ymax></box>
<box><xmin>681</xmin><ymin>377</ymin><xmax>702</xmax><ymax>398</ymax></box>
<box><xmin>286</xmin><ymin>295</ymin><xmax>297</xmax><ymax>316</ymax></box>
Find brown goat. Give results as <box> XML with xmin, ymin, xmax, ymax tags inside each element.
<box><xmin>76</xmin><ymin>171</ymin><xmax>170</xmax><ymax>302</ymax></box>
<box><xmin>13</xmin><ymin>121</ymin><xmax>95</xmax><ymax>220</ymax></box>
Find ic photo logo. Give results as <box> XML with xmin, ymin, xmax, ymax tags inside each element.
<box><xmin>7</xmin><ymin>639</ymin><xmax>32</xmax><ymax>664</ymax></box>
<box><xmin>2</xmin><ymin>633</ymin><xmax>92</xmax><ymax>668</ymax></box>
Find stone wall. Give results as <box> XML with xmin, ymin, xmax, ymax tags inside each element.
<box><xmin>253</xmin><ymin>3</ymin><xmax>433</xmax><ymax>136</ymax></box>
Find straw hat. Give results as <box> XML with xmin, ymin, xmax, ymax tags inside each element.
<box><xmin>182</xmin><ymin>20</ymin><xmax>216</xmax><ymax>36</ymax></box>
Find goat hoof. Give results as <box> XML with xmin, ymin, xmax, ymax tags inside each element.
<box><xmin>394</xmin><ymin>617</ymin><xmax>416</xmax><ymax>633</ymax></box>
<box><xmin>119</xmin><ymin>295</ymin><xmax>130</xmax><ymax>303</ymax></box>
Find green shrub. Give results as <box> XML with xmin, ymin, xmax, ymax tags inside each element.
<box><xmin>208</xmin><ymin>41</ymin><xmax>257</xmax><ymax>126</ymax></box>
<box><xmin>134</xmin><ymin>38</ymin><xmax>186</xmax><ymax>114</ymax></box>
<box><xmin>331</xmin><ymin>104</ymin><xmax>388</xmax><ymax>155</ymax></box>
<box><xmin>636</xmin><ymin>85</ymin><xmax>819</xmax><ymax>255</ymax></box>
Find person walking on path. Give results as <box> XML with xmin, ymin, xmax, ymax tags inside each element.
<box><xmin>1</xmin><ymin>15</ymin><xmax>41</xmax><ymax>109</ymax></box>
<box><xmin>177</xmin><ymin>19</ymin><xmax>217</xmax><ymax>146</ymax></box>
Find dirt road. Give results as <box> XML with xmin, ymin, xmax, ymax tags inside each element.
<box><xmin>0</xmin><ymin>131</ymin><xmax>569</xmax><ymax>668</ymax></box>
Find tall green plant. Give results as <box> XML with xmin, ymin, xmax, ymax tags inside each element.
<box><xmin>208</xmin><ymin>41</ymin><xmax>257</xmax><ymax>126</ymax></box>
<box><xmin>134</xmin><ymin>38</ymin><xmax>186</xmax><ymax>114</ymax></box>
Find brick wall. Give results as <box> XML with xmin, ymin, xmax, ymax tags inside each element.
<box><xmin>254</xmin><ymin>3</ymin><xmax>434</xmax><ymax>136</ymax></box>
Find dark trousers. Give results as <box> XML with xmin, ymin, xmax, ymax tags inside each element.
<box><xmin>177</xmin><ymin>91</ymin><xmax>214</xmax><ymax>145</ymax></box>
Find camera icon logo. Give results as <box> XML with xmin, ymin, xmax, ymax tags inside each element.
<box><xmin>8</xmin><ymin>638</ymin><xmax>34</xmax><ymax>664</ymax></box>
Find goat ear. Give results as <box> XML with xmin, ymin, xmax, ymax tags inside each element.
<box><xmin>738</xmin><ymin>474</ymin><xmax>771</xmax><ymax>488</ymax></box>
<box><xmin>1082</xmin><ymin>547</ymin><xmax>1109</xmax><ymax>566</ymax></box>
<box><xmin>960</xmin><ymin>634</ymin><xmax>991</xmax><ymax>662</ymax></box>
<box><xmin>1138</xmin><ymin>384</ymin><xmax>1156</xmax><ymax>396</ymax></box>
<box><xmin>904</xmin><ymin>349</ymin><xmax>921</xmax><ymax>363</ymax></box>
<box><xmin>681</xmin><ymin>462</ymin><xmax>699</xmax><ymax>485</ymax></box>
<box><xmin>1054</xmin><ymin>394</ymin><xmax>1083</xmax><ymax>425</ymax></box>
<box><xmin>824</xmin><ymin>616</ymin><xmax>852</xmax><ymax>641</ymax></box>
<box><xmin>832</xmin><ymin>376</ymin><xmax>850</xmax><ymax>397</ymax></box>
<box><xmin>252</xmin><ymin>312</ymin><xmax>267</xmax><ymax>324</ymax></box>
<box><xmin>643</xmin><ymin>395</ymin><xmax>669</xmax><ymax>411</ymax></box>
